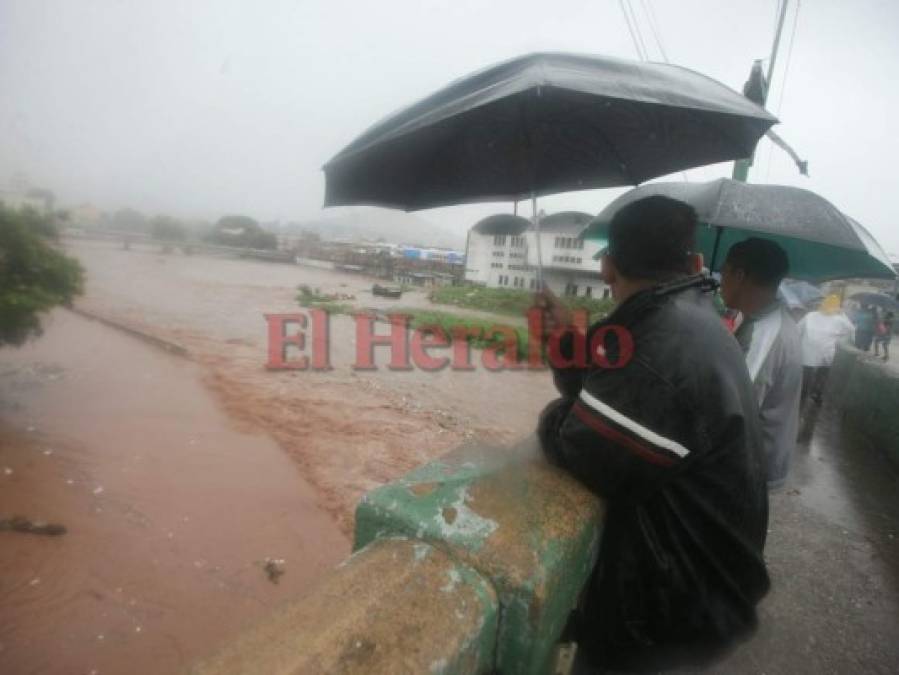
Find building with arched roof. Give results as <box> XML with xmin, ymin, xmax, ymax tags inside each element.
<box><xmin>464</xmin><ymin>211</ymin><xmax>609</xmax><ymax>299</ymax></box>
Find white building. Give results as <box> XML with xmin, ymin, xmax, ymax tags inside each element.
<box><xmin>464</xmin><ymin>213</ymin><xmax>531</xmax><ymax>289</ymax></box>
<box><xmin>464</xmin><ymin>211</ymin><xmax>609</xmax><ymax>299</ymax></box>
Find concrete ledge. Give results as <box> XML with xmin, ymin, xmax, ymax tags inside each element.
<box><xmin>354</xmin><ymin>437</ymin><xmax>604</xmax><ymax>675</ymax></box>
<box><xmin>831</xmin><ymin>344</ymin><xmax>899</xmax><ymax>468</ymax></box>
<box><xmin>191</xmin><ymin>538</ymin><xmax>498</xmax><ymax>675</ymax></box>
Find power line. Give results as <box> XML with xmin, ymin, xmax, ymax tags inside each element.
<box><xmin>640</xmin><ymin>0</ymin><xmax>669</xmax><ymax>62</ymax></box>
<box><xmin>619</xmin><ymin>0</ymin><xmax>647</xmax><ymax>61</ymax></box>
<box><xmin>626</xmin><ymin>0</ymin><xmax>651</xmax><ymax>61</ymax></box>
<box><xmin>766</xmin><ymin>0</ymin><xmax>801</xmax><ymax>181</ymax></box>
<box><xmin>775</xmin><ymin>0</ymin><xmax>800</xmax><ymax>116</ymax></box>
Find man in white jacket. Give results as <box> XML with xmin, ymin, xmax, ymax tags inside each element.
<box><xmin>720</xmin><ymin>238</ymin><xmax>802</xmax><ymax>490</ymax></box>
<box><xmin>798</xmin><ymin>295</ymin><xmax>855</xmax><ymax>404</ymax></box>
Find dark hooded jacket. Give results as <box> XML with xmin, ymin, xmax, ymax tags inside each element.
<box><xmin>539</xmin><ymin>276</ymin><xmax>770</xmax><ymax>668</ymax></box>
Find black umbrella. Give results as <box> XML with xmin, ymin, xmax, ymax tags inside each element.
<box><xmin>324</xmin><ymin>52</ymin><xmax>776</xmax><ymax>211</ymax></box>
<box><xmin>582</xmin><ymin>178</ymin><xmax>896</xmax><ymax>282</ymax></box>
<box><xmin>850</xmin><ymin>292</ymin><xmax>899</xmax><ymax>312</ymax></box>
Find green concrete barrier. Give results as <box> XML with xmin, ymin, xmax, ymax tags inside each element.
<box><xmin>191</xmin><ymin>537</ymin><xmax>498</xmax><ymax>675</ymax></box>
<box><xmin>831</xmin><ymin>344</ymin><xmax>899</xmax><ymax>468</ymax></box>
<box><xmin>355</xmin><ymin>437</ymin><xmax>604</xmax><ymax>675</ymax></box>
<box><xmin>191</xmin><ymin>438</ymin><xmax>603</xmax><ymax>675</ymax></box>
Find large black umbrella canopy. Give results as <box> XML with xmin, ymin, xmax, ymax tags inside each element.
<box><xmin>582</xmin><ymin>178</ymin><xmax>896</xmax><ymax>282</ymax></box>
<box><xmin>323</xmin><ymin>52</ymin><xmax>777</xmax><ymax>211</ymax></box>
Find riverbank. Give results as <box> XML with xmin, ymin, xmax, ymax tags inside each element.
<box><xmin>0</xmin><ymin>310</ymin><xmax>347</xmax><ymax>675</ymax></box>
<box><xmin>61</xmin><ymin>238</ymin><xmax>557</xmax><ymax>532</ymax></box>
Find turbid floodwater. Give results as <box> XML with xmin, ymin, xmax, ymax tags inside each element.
<box><xmin>0</xmin><ymin>309</ymin><xmax>348</xmax><ymax>675</ymax></box>
<box><xmin>4</xmin><ymin>237</ymin><xmax>898</xmax><ymax>674</ymax></box>
<box><xmin>62</xmin><ymin>238</ymin><xmax>556</xmax><ymax>533</ymax></box>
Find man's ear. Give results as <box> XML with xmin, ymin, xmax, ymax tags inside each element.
<box><xmin>600</xmin><ymin>253</ymin><xmax>617</xmax><ymax>285</ymax></box>
<box><xmin>689</xmin><ymin>253</ymin><xmax>704</xmax><ymax>275</ymax></box>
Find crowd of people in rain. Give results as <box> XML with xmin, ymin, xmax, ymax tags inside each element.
<box><xmin>849</xmin><ymin>302</ymin><xmax>895</xmax><ymax>361</ymax></box>
<box><xmin>535</xmin><ymin>196</ymin><xmax>896</xmax><ymax>673</ymax></box>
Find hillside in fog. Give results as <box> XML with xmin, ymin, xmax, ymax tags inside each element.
<box><xmin>285</xmin><ymin>207</ymin><xmax>465</xmax><ymax>249</ymax></box>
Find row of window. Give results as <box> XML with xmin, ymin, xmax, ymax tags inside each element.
<box><xmin>555</xmin><ymin>236</ymin><xmax>584</xmax><ymax>250</ymax></box>
<box><xmin>552</xmin><ymin>255</ymin><xmax>583</xmax><ymax>264</ymax></box>
<box><xmin>563</xmin><ymin>284</ymin><xmax>610</xmax><ymax>299</ymax></box>
<box><xmin>492</xmin><ymin>250</ymin><xmax>505</xmax><ymax>257</ymax></box>
<box><xmin>490</xmin><ymin>262</ymin><xmax>503</xmax><ymax>268</ymax></box>
<box><xmin>496</xmin><ymin>274</ymin><xmax>533</xmax><ymax>289</ymax></box>
<box><xmin>486</xmin><ymin>274</ymin><xmax>609</xmax><ymax>298</ymax></box>
<box><xmin>492</xmin><ymin>235</ymin><xmax>528</xmax><ymax>248</ymax></box>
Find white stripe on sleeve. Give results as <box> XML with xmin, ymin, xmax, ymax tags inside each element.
<box><xmin>578</xmin><ymin>389</ymin><xmax>691</xmax><ymax>458</ymax></box>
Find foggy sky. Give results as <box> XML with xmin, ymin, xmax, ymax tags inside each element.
<box><xmin>2</xmin><ymin>0</ymin><xmax>898</xmax><ymax>255</ymax></box>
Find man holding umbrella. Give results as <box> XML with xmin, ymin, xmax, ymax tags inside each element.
<box><xmin>719</xmin><ymin>238</ymin><xmax>803</xmax><ymax>490</ymax></box>
<box><xmin>538</xmin><ymin>196</ymin><xmax>769</xmax><ymax>671</ymax></box>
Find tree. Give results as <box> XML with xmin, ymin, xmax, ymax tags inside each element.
<box><xmin>17</xmin><ymin>205</ymin><xmax>60</xmax><ymax>239</ymax></box>
<box><xmin>111</xmin><ymin>208</ymin><xmax>148</xmax><ymax>233</ymax></box>
<box><xmin>150</xmin><ymin>215</ymin><xmax>188</xmax><ymax>241</ymax></box>
<box><xmin>208</xmin><ymin>215</ymin><xmax>277</xmax><ymax>250</ymax></box>
<box><xmin>0</xmin><ymin>205</ymin><xmax>84</xmax><ymax>346</ymax></box>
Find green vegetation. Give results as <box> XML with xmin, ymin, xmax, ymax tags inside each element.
<box><xmin>0</xmin><ymin>205</ymin><xmax>84</xmax><ymax>346</ymax></box>
<box><xmin>208</xmin><ymin>215</ymin><xmax>277</xmax><ymax>250</ymax></box>
<box><xmin>296</xmin><ymin>284</ymin><xmax>352</xmax><ymax>315</ymax></box>
<box><xmin>401</xmin><ymin>309</ymin><xmax>529</xmax><ymax>359</ymax></box>
<box><xmin>428</xmin><ymin>284</ymin><xmax>613</xmax><ymax>321</ymax></box>
<box><xmin>295</xmin><ymin>284</ymin><xmax>611</xmax><ymax>362</ymax></box>
<box><xmin>150</xmin><ymin>215</ymin><xmax>188</xmax><ymax>241</ymax></box>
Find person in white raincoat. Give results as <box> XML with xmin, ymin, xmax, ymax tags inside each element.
<box><xmin>798</xmin><ymin>295</ymin><xmax>854</xmax><ymax>404</ymax></box>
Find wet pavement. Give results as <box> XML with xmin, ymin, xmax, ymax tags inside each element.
<box><xmin>0</xmin><ymin>310</ymin><xmax>348</xmax><ymax>675</ymax></box>
<box><xmin>690</xmin><ymin>400</ymin><xmax>899</xmax><ymax>674</ymax></box>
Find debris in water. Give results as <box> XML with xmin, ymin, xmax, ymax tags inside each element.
<box><xmin>3</xmin><ymin>467</ymin><xmax>12</xmax><ymax>476</ymax></box>
<box><xmin>262</xmin><ymin>557</ymin><xmax>286</xmax><ymax>584</ymax></box>
<box><xmin>0</xmin><ymin>516</ymin><xmax>67</xmax><ymax>536</ymax></box>
<box><xmin>93</xmin><ymin>486</ymin><xmax>104</xmax><ymax>495</ymax></box>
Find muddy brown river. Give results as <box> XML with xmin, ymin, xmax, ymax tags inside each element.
<box><xmin>0</xmin><ymin>310</ymin><xmax>348</xmax><ymax>675</ymax></box>
<box><xmin>0</xmin><ymin>238</ymin><xmax>555</xmax><ymax>674</ymax></box>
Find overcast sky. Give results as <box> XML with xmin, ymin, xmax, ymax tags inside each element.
<box><xmin>2</xmin><ymin>0</ymin><xmax>897</xmax><ymax>254</ymax></box>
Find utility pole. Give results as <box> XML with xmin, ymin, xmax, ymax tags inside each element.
<box><xmin>733</xmin><ymin>0</ymin><xmax>790</xmax><ymax>183</ymax></box>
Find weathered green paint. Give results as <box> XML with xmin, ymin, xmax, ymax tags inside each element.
<box><xmin>354</xmin><ymin>437</ymin><xmax>604</xmax><ymax>675</ymax></box>
<box><xmin>731</xmin><ymin>157</ymin><xmax>751</xmax><ymax>183</ymax></box>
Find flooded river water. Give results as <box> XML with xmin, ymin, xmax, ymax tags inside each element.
<box><xmin>0</xmin><ymin>310</ymin><xmax>347</xmax><ymax>675</ymax></box>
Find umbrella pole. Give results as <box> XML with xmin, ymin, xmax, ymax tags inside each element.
<box><xmin>709</xmin><ymin>226</ymin><xmax>724</xmax><ymax>273</ymax></box>
<box><xmin>533</xmin><ymin>193</ymin><xmax>544</xmax><ymax>289</ymax></box>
